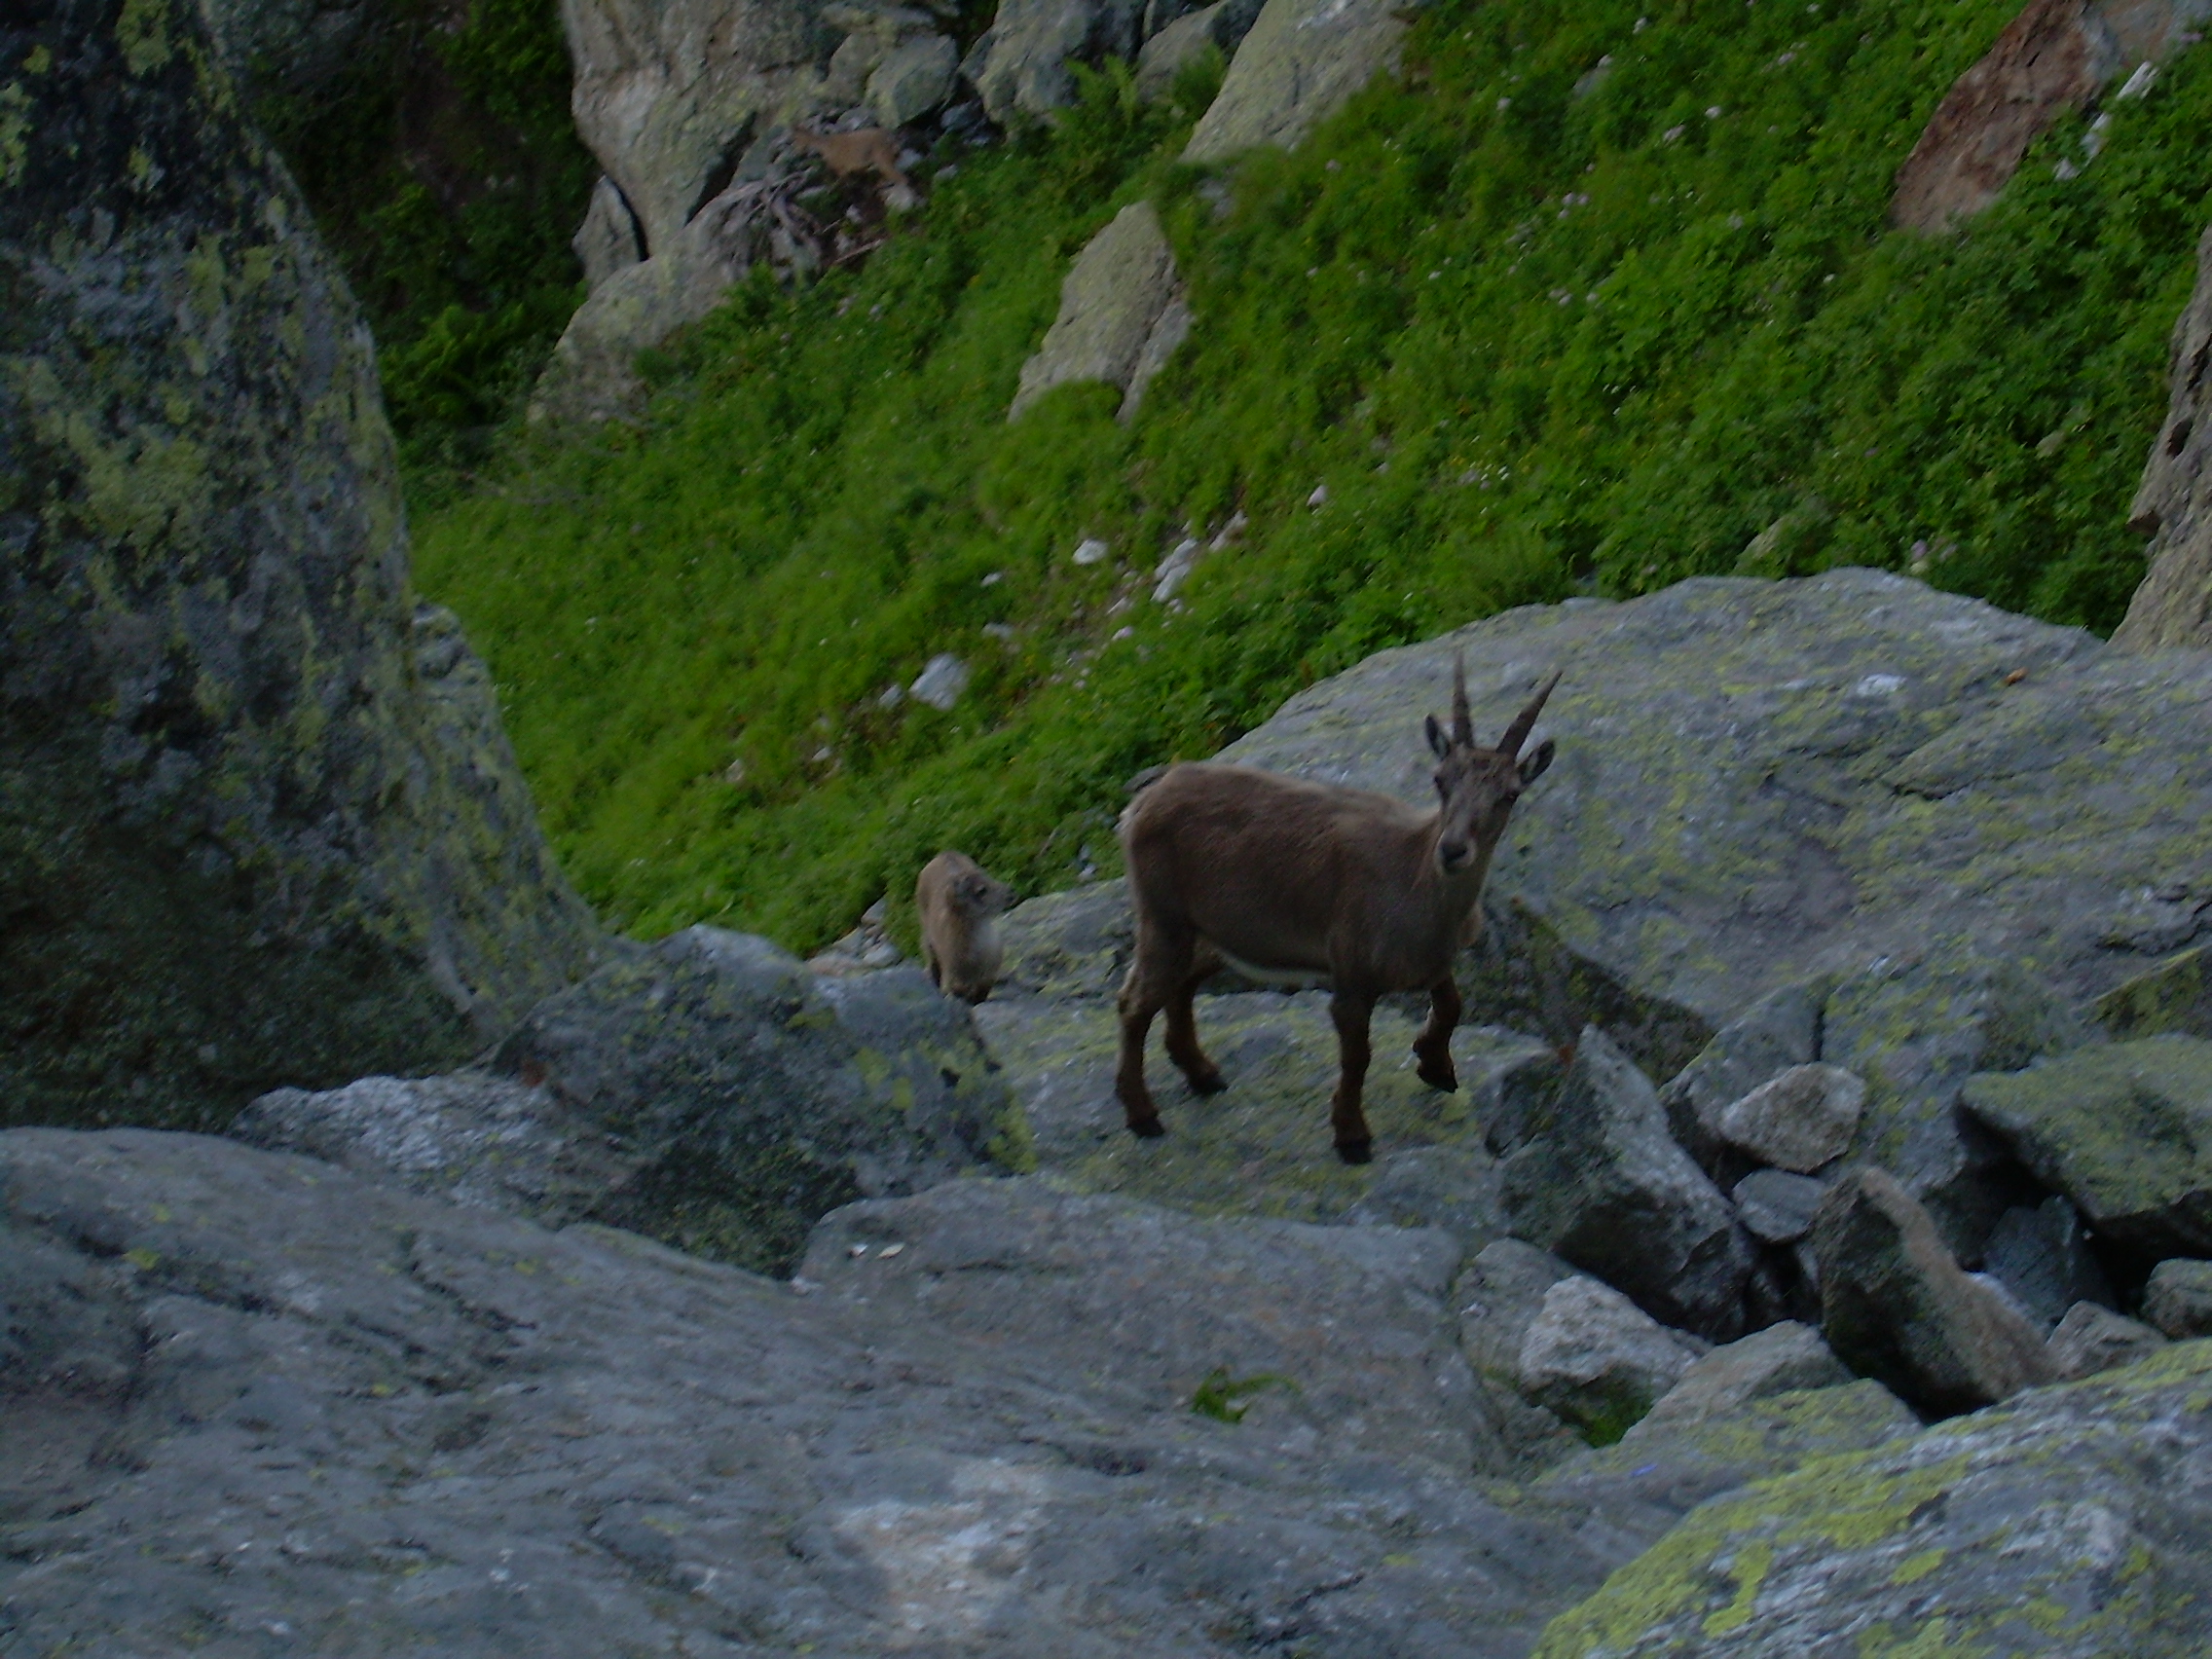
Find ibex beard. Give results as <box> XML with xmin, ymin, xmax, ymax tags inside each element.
<box><xmin>1113</xmin><ymin>657</ymin><xmax>1559</xmax><ymax>1163</ymax></box>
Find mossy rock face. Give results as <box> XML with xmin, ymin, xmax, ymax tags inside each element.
<box><xmin>1531</xmin><ymin>1342</ymin><xmax>2212</xmax><ymax>1657</ymax></box>
<box><xmin>1961</xmin><ymin>1034</ymin><xmax>2212</xmax><ymax>1264</ymax></box>
<box><xmin>0</xmin><ymin>0</ymin><xmax>602</xmax><ymax>1131</ymax></box>
<box><xmin>1222</xmin><ymin>571</ymin><xmax>2212</xmax><ymax>1236</ymax></box>
<box><xmin>977</xmin><ymin>984</ymin><xmax>1548</xmax><ymax>1223</ymax></box>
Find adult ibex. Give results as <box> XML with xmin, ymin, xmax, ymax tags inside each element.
<box><xmin>916</xmin><ymin>851</ymin><xmax>1013</xmax><ymax>1003</ymax></box>
<box><xmin>1115</xmin><ymin>660</ymin><xmax>1559</xmax><ymax>1162</ymax></box>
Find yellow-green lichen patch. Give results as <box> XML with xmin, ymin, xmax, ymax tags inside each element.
<box><xmin>115</xmin><ymin>0</ymin><xmax>171</xmax><ymax>75</ymax></box>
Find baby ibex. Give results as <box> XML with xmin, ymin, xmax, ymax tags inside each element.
<box><xmin>789</xmin><ymin>125</ymin><xmax>910</xmax><ymax>191</ymax></box>
<box><xmin>1115</xmin><ymin>659</ymin><xmax>1559</xmax><ymax>1162</ymax></box>
<box><xmin>916</xmin><ymin>851</ymin><xmax>1013</xmax><ymax>1003</ymax></box>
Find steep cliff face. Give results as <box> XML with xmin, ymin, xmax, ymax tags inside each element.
<box><xmin>0</xmin><ymin>0</ymin><xmax>604</xmax><ymax>1130</ymax></box>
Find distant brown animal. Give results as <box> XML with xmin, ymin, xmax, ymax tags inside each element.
<box><xmin>1115</xmin><ymin>659</ymin><xmax>1559</xmax><ymax>1163</ymax></box>
<box><xmin>916</xmin><ymin>851</ymin><xmax>1013</xmax><ymax>1003</ymax></box>
<box><xmin>789</xmin><ymin>125</ymin><xmax>910</xmax><ymax>191</ymax></box>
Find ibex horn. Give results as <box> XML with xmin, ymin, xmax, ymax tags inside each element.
<box><xmin>1451</xmin><ymin>653</ymin><xmax>1473</xmax><ymax>746</ymax></box>
<box><xmin>1497</xmin><ymin>670</ymin><xmax>1561</xmax><ymax>756</ymax></box>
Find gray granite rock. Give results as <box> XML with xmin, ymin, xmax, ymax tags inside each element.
<box><xmin>1980</xmin><ymin>1193</ymin><xmax>2114</xmax><ymax>1331</ymax></box>
<box><xmin>1011</xmin><ymin>202</ymin><xmax>1189</xmax><ymax>423</ymax></box>
<box><xmin>1500</xmin><ymin>1027</ymin><xmax>1752</xmax><ymax>1339</ymax></box>
<box><xmin>2117</xmin><ymin>218</ymin><xmax>2212</xmax><ymax>650</ymax></box>
<box><xmin>0</xmin><ymin>1127</ymin><xmax>1640</xmax><ymax>1658</ymax></box>
<box><xmin>1133</xmin><ymin>0</ymin><xmax>1264</xmax><ymax>98</ymax></box>
<box><xmin>1712</xmin><ymin>1063</ymin><xmax>1864</xmax><ymax>1173</ymax></box>
<box><xmin>868</xmin><ymin>29</ymin><xmax>959</xmax><ymax>123</ymax></box>
<box><xmin>2046</xmin><ymin>1300</ymin><xmax>2166</xmax><ymax>1381</ymax></box>
<box><xmin>1638</xmin><ymin>1320</ymin><xmax>1852</xmax><ymax>1430</ymax></box>
<box><xmin>1341</xmin><ymin>1144</ymin><xmax>1508</xmax><ymax>1253</ymax></box>
<box><xmin>1962</xmin><ymin>1035</ymin><xmax>2212</xmax><ymax>1263</ymax></box>
<box><xmin>2144</xmin><ymin>1256</ymin><xmax>2212</xmax><ymax>1338</ymax></box>
<box><xmin>1182</xmin><ymin>0</ymin><xmax>1406</xmax><ymax>161</ymax></box>
<box><xmin>1219</xmin><ymin>571</ymin><xmax>2212</xmax><ymax>1249</ymax></box>
<box><xmin>1515</xmin><ymin>1276</ymin><xmax>1706</xmax><ymax>1442</ymax></box>
<box><xmin>1658</xmin><ymin>982</ymin><xmax>1824</xmax><ymax>1171</ymax></box>
<box><xmin>1811</xmin><ymin>1166</ymin><xmax>2055</xmax><ymax>1415</ymax></box>
<box><xmin>238</xmin><ymin>931</ymin><xmax>1028</xmax><ymax>1275</ymax></box>
<box><xmin>571</xmin><ymin>173</ymin><xmax>646</xmax><ymax>290</ymax></box>
<box><xmin>1730</xmin><ymin>1169</ymin><xmax>1826</xmax><ymax>1244</ymax></box>
<box><xmin>0</xmin><ymin>0</ymin><xmax>603</xmax><ymax>1134</ymax></box>
<box><xmin>1533</xmin><ymin>1342</ymin><xmax>2212</xmax><ymax>1657</ymax></box>
<box><xmin>969</xmin><ymin>0</ymin><xmax>1147</xmax><ymax>122</ymax></box>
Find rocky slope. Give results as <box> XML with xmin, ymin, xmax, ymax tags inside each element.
<box><xmin>0</xmin><ymin>0</ymin><xmax>604</xmax><ymax>1130</ymax></box>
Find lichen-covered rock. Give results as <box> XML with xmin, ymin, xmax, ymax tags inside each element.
<box><xmin>1515</xmin><ymin>1276</ymin><xmax>1706</xmax><ymax>1443</ymax></box>
<box><xmin>1811</xmin><ymin>1165</ymin><xmax>2055</xmax><ymax>1414</ymax></box>
<box><xmin>1711</xmin><ymin>1063</ymin><xmax>1864</xmax><ymax>1174</ymax></box>
<box><xmin>0</xmin><ymin>0</ymin><xmax>603</xmax><ymax>1132</ymax></box>
<box><xmin>1500</xmin><ymin>1027</ymin><xmax>1752</xmax><ymax>1339</ymax></box>
<box><xmin>2114</xmin><ymin>220</ymin><xmax>2212</xmax><ymax>650</ymax></box>
<box><xmin>242</xmin><ymin>929</ymin><xmax>1028</xmax><ymax>1274</ymax></box>
<box><xmin>1980</xmin><ymin>1193</ymin><xmax>2113</xmax><ymax>1330</ymax></box>
<box><xmin>1181</xmin><ymin>0</ymin><xmax>1405</xmax><ymax>161</ymax></box>
<box><xmin>2045</xmin><ymin>1299</ymin><xmax>2165</xmax><ymax>1379</ymax></box>
<box><xmin>571</xmin><ymin>173</ymin><xmax>646</xmax><ymax>290</ymax></box>
<box><xmin>976</xmin><ymin>984</ymin><xmax>1549</xmax><ymax>1219</ymax></box>
<box><xmin>1218</xmin><ymin>571</ymin><xmax>2212</xmax><ymax>1243</ymax></box>
<box><xmin>1891</xmin><ymin>0</ymin><xmax>2208</xmax><ymax>234</ymax></box>
<box><xmin>0</xmin><ymin>1126</ymin><xmax>1643</xmax><ymax>1657</ymax></box>
<box><xmin>2144</xmin><ymin>1255</ymin><xmax>2212</xmax><ymax>1337</ymax></box>
<box><xmin>1961</xmin><ymin>1035</ymin><xmax>2212</xmax><ymax>1262</ymax></box>
<box><xmin>201</xmin><ymin>0</ymin><xmax>381</xmax><ymax>97</ymax></box>
<box><xmin>866</xmin><ymin>29</ymin><xmax>958</xmax><ymax>124</ymax></box>
<box><xmin>2096</xmin><ymin>943</ymin><xmax>2212</xmax><ymax>1041</ymax></box>
<box><xmin>1531</xmin><ymin>1342</ymin><xmax>2212</xmax><ymax>1658</ymax></box>
<box><xmin>1638</xmin><ymin>1321</ymin><xmax>1852</xmax><ymax>1430</ymax></box>
<box><xmin>1010</xmin><ymin>200</ymin><xmax>1189</xmax><ymax>422</ymax></box>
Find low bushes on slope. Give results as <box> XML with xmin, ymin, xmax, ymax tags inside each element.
<box><xmin>411</xmin><ymin>0</ymin><xmax>2212</xmax><ymax>948</ymax></box>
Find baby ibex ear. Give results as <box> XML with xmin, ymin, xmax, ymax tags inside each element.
<box><xmin>1518</xmin><ymin>738</ymin><xmax>1556</xmax><ymax>787</ymax></box>
<box><xmin>1424</xmin><ymin>714</ymin><xmax>1451</xmax><ymax>758</ymax></box>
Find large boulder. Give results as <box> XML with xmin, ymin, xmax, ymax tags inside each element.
<box><xmin>1891</xmin><ymin>0</ymin><xmax>2208</xmax><ymax>233</ymax></box>
<box><xmin>0</xmin><ymin>0</ymin><xmax>602</xmax><ymax>1132</ymax></box>
<box><xmin>968</xmin><ymin>0</ymin><xmax>1147</xmax><ymax>125</ymax></box>
<box><xmin>2114</xmin><ymin>220</ymin><xmax>2212</xmax><ymax>650</ymax></box>
<box><xmin>1010</xmin><ymin>200</ymin><xmax>1192</xmax><ymax>423</ymax></box>
<box><xmin>1961</xmin><ymin>1034</ymin><xmax>2212</xmax><ymax>1264</ymax></box>
<box><xmin>1531</xmin><ymin>1342</ymin><xmax>2212</xmax><ymax>1657</ymax></box>
<box><xmin>1216</xmin><ymin>570</ymin><xmax>2212</xmax><ymax>1246</ymax></box>
<box><xmin>560</xmin><ymin>0</ymin><xmax>831</xmax><ymax>258</ymax></box>
<box><xmin>2144</xmin><ymin>1256</ymin><xmax>2212</xmax><ymax>1336</ymax></box>
<box><xmin>1811</xmin><ymin>1166</ymin><xmax>2055</xmax><ymax>1414</ymax></box>
<box><xmin>1499</xmin><ymin>1027</ymin><xmax>1752</xmax><ymax>1339</ymax></box>
<box><xmin>1134</xmin><ymin>0</ymin><xmax>1265</xmax><ymax>100</ymax></box>
<box><xmin>239</xmin><ymin>929</ymin><xmax>1029</xmax><ymax>1274</ymax></box>
<box><xmin>0</xmin><ymin>1127</ymin><xmax>1642</xmax><ymax>1656</ymax></box>
<box><xmin>1181</xmin><ymin>0</ymin><xmax>1406</xmax><ymax>162</ymax></box>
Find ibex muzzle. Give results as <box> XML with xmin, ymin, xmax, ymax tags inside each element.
<box><xmin>1114</xmin><ymin>659</ymin><xmax>1558</xmax><ymax>1162</ymax></box>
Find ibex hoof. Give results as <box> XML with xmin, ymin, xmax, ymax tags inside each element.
<box><xmin>1127</xmin><ymin>1115</ymin><xmax>1166</xmax><ymax>1139</ymax></box>
<box><xmin>1416</xmin><ymin>1056</ymin><xmax>1458</xmax><ymax>1092</ymax></box>
<box><xmin>1188</xmin><ymin>1067</ymin><xmax>1228</xmax><ymax>1096</ymax></box>
<box><xmin>1335</xmin><ymin>1137</ymin><xmax>1373</xmax><ymax>1165</ymax></box>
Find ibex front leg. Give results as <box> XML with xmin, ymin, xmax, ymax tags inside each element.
<box><xmin>1414</xmin><ymin>975</ymin><xmax>1461</xmax><ymax>1091</ymax></box>
<box><xmin>1328</xmin><ymin>989</ymin><xmax>1377</xmax><ymax>1163</ymax></box>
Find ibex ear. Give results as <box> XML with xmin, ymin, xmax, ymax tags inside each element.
<box><xmin>1518</xmin><ymin>739</ymin><xmax>1556</xmax><ymax>787</ymax></box>
<box><xmin>1424</xmin><ymin>714</ymin><xmax>1451</xmax><ymax>758</ymax></box>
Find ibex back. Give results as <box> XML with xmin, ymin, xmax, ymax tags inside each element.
<box><xmin>1114</xmin><ymin>659</ymin><xmax>1558</xmax><ymax>1162</ymax></box>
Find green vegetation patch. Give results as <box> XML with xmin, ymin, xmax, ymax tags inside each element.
<box><xmin>410</xmin><ymin>0</ymin><xmax>2212</xmax><ymax>952</ymax></box>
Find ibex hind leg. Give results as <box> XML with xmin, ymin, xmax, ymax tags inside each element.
<box><xmin>1116</xmin><ymin>926</ymin><xmax>1199</xmax><ymax>1137</ymax></box>
<box><xmin>1161</xmin><ymin>943</ymin><xmax>1227</xmax><ymax>1096</ymax></box>
<box><xmin>1414</xmin><ymin>976</ymin><xmax>1461</xmax><ymax>1092</ymax></box>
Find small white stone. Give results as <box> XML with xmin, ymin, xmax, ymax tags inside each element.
<box><xmin>878</xmin><ymin>1242</ymin><xmax>905</xmax><ymax>1258</ymax></box>
<box><xmin>909</xmin><ymin>653</ymin><xmax>969</xmax><ymax>711</ymax></box>
<box><xmin>1072</xmin><ymin>537</ymin><xmax>1111</xmax><ymax>566</ymax></box>
<box><xmin>1308</xmin><ymin>484</ymin><xmax>1329</xmax><ymax>508</ymax></box>
<box><xmin>847</xmin><ymin>1242</ymin><xmax>868</xmax><ymax>1258</ymax></box>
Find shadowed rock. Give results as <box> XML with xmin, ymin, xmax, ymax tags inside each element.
<box><xmin>2114</xmin><ymin>221</ymin><xmax>2212</xmax><ymax>650</ymax></box>
<box><xmin>2046</xmin><ymin>1300</ymin><xmax>2165</xmax><ymax>1380</ymax></box>
<box><xmin>2144</xmin><ymin>1256</ymin><xmax>2212</xmax><ymax>1337</ymax></box>
<box><xmin>0</xmin><ymin>0</ymin><xmax>602</xmax><ymax>1132</ymax></box>
<box><xmin>1500</xmin><ymin>1027</ymin><xmax>1752</xmax><ymax>1339</ymax></box>
<box><xmin>1811</xmin><ymin>1165</ymin><xmax>2054</xmax><ymax>1414</ymax></box>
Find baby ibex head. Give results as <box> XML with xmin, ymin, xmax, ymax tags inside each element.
<box><xmin>951</xmin><ymin>864</ymin><xmax>1012</xmax><ymax>918</ymax></box>
<box><xmin>1422</xmin><ymin>657</ymin><xmax>1559</xmax><ymax>875</ymax></box>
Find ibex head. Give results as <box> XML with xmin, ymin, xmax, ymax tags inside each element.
<box><xmin>1422</xmin><ymin>658</ymin><xmax>1559</xmax><ymax>875</ymax></box>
